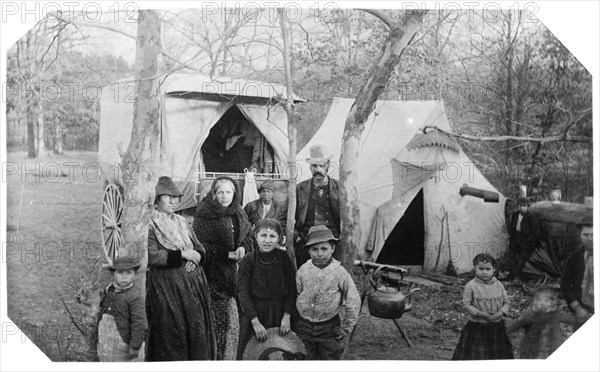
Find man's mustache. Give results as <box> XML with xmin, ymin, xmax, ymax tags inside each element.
<box><xmin>312</xmin><ymin>172</ymin><xmax>324</xmax><ymax>177</ymax></box>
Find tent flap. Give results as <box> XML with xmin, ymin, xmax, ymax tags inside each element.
<box><xmin>367</xmin><ymin>186</ymin><xmax>423</xmax><ymax>261</ymax></box>
<box><xmin>237</xmin><ymin>104</ymin><xmax>289</xmax><ymax>174</ymax></box>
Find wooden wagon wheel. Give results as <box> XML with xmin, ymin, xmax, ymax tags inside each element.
<box><xmin>101</xmin><ymin>183</ymin><xmax>124</xmax><ymax>264</ymax></box>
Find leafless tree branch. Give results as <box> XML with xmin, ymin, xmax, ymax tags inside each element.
<box><xmin>358</xmin><ymin>9</ymin><xmax>395</xmax><ymax>29</ymax></box>
<box><xmin>422</xmin><ymin>108</ymin><xmax>592</xmax><ymax>144</ymax></box>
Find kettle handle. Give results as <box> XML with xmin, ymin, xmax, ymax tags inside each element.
<box><xmin>369</xmin><ymin>266</ymin><xmax>387</xmax><ymax>291</ymax></box>
<box><xmin>405</xmin><ymin>283</ymin><xmax>422</xmax><ymax>308</ymax></box>
<box><xmin>372</xmin><ymin>264</ymin><xmax>402</xmax><ymax>281</ymax></box>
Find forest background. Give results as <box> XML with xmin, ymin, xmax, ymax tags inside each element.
<box><xmin>4</xmin><ymin>3</ymin><xmax>594</xmax><ymax>202</ymax></box>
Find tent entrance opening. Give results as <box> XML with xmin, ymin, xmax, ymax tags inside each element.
<box><xmin>376</xmin><ymin>188</ymin><xmax>424</xmax><ymax>265</ymax></box>
<box><xmin>201</xmin><ymin>105</ymin><xmax>276</xmax><ymax>174</ymax></box>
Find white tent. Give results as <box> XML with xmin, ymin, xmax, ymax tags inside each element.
<box><xmin>99</xmin><ymin>73</ymin><xmax>301</xmax><ymax>210</ymax></box>
<box><xmin>297</xmin><ymin>98</ymin><xmax>508</xmax><ymax>274</ymax></box>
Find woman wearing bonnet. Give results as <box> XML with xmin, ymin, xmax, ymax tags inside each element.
<box><xmin>146</xmin><ymin>176</ymin><xmax>216</xmax><ymax>360</ymax></box>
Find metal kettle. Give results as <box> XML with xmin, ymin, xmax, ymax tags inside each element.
<box><xmin>367</xmin><ymin>272</ymin><xmax>421</xmax><ymax>319</ymax></box>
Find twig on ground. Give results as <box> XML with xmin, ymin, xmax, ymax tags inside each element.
<box><xmin>59</xmin><ymin>293</ymin><xmax>88</xmax><ymax>337</ymax></box>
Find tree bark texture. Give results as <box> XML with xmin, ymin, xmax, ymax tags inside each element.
<box><xmin>54</xmin><ymin>124</ymin><xmax>63</xmax><ymax>155</ymax></box>
<box><xmin>36</xmin><ymin>99</ymin><xmax>45</xmax><ymax>157</ymax></box>
<box><xmin>25</xmin><ymin>33</ymin><xmax>36</xmax><ymax>158</ymax></box>
<box><xmin>93</xmin><ymin>9</ymin><xmax>162</xmax><ymax>361</ymax></box>
<box><xmin>338</xmin><ymin>10</ymin><xmax>427</xmax><ymax>271</ymax></box>
<box><xmin>26</xmin><ymin>97</ymin><xmax>36</xmax><ymax>158</ymax></box>
<box><xmin>120</xmin><ymin>9</ymin><xmax>162</xmax><ymax>286</ymax></box>
<box><xmin>278</xmin><ymin>8</ymin><xmax>299</xmax><ymax>269</ymax></box>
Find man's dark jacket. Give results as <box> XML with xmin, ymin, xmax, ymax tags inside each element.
<box><xmin>508</xmin><ymin>211</ymin><xmax>541</xmax><ymax>245</ymax></box>
<box><xmin>560</xmin><ymin>247</ymin><xmax>590</xmax><ymax>310</ymax></box>
<box><xmin>294</xmin><ymin>176</ymin><xmax>340</xmax><ymax>239</ymax></box>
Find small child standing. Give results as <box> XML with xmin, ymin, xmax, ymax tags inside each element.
<box><xmin>293</xmin><ymin>226</ymin><xmax>361</xmax><ymax>360</ymax></box>
<box><xmin>452</xmin><ymin>253</ymin><xmax>514</xmax><ymax>360</ymax></box>
<box><xmin>507</xmin><ymin>287</ymin><xmax>578</xmax><ymax>359</ymax></box>
<box><xmin>97</xmin><ymin>256</ymin><xmax>148</xmax><ymax>362</ymax></box>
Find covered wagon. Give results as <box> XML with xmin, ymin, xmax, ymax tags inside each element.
<box><xmin>98</xmin><ymin>73</ymin><xmax>302</xmax><ymax>263</ymax></box>
<box><xmin>522</xmin><ymin>200</ymin><xmax>593</xmax><ymax>279</ymax></box>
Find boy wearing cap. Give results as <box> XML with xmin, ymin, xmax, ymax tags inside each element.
<box><xmin>293</xmin><ymin>226</ymin><xmax>360</xmax><ymax>360</ymax></box>
<box><xmin>98</xmin><ymin>256</ymin><xmax>147</xmax><ymax>362</ymax></box>
<box><xmin>561</xmin><ymin>215</ymin><xmax>594</xmax><ymax>325</ymax></box>
<box><xmin>244</xmin><ymin>179</ymin><xmax>287</xmax><ymax>230</ymax></box>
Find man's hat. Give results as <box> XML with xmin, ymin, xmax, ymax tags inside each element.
<box><xmin>155</xmin><ymin>176</ymin><xmax>183</xmax><ymax>197</ymax></box>
<box><xmin>576</xmin><ymin>214</ymin><xmax>593</xmax><ymax>228</ymax></box>
<box><xmin>305</xmin><ymin>225</ymin><xmax>338</xmax><ymax>248</ymax></box>
<box><xmin>243</xmin><ymin>328</ymin><xmax>306</xmax><ymax>360</ymax></box>
<box><xmin>106</xmin><ymin>255</ymin><xmax>141</xmax><ymax>271</ymax></box>
<box><xmin>305</xmin><ymin>144</ymin><xmax>333</xmax><ymax>164</ymax></box>
<box><xmin>258</xmin><ymin>179</ymin><xmax>276</xmax><ymax>192</ymax></box>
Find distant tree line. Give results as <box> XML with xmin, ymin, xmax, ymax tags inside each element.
<box><xmin>6</xmin><ymin>15</ymin><xmax>131</xmax><ymax>154</ymax></box>
<box><xmin>6</xmin><ymin>9</ymin><xmax>592</xmax><ymax>202</ymax></box>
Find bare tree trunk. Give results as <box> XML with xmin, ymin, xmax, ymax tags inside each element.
<box><xmin>26</xmin><ymin>98</ymin><xmax>36</xmax><ymax>158</ymax></box>
<box><xmin>278</xmin><ymin>8</ymin><xmax>298</xmax><ymax>269</ymax></box>
<box><xmin>54</xmin><ymin>124</ymin><xmax>63</xmax><ymax>155</ymax></box>
<box><xmin>121</xmin><ymin>8</ymin><xmax>162</xmax><ymax>291</ymax></box>
<box><xmin>94</xmin><ymin>9</ymin><xmax>162</xmax><ymax>361</ymax></box>
<box><xmin>338</xmin><ymin>10</ymin><xmax>427</xmax><ymax>271</ymax></box>
<box><xmin>504</xmin><ymin>12</ymin><xmax>514</xmax><ymax>192</ymax></box>
<box><xmin>23</xmin><ymin>33</ymin><xmax>37</xmax><ymax>158</ymax></box>
<box><xmin>36</xmin><ymin>99</ymin><xmax>46</xmax><ymax>157</ymax></box>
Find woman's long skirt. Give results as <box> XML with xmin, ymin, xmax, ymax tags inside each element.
<box><xmin>212</xmin><ymin>296</ymin><xmax>240</xmax><ymax>360</ymax></box>
<box><xmin>146</xmin><ymin>265</ymin><xmax>217</xmax><ymax>361</ymax></box>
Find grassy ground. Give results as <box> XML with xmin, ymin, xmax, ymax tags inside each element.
<box><xmin>4</xmin><ymin>151</ymin><xmax>576</xmax><ymax>362</ymax></box>
<box><xmin>6</xmin><ymin>151</ymin><xmax>103</xmax><ymax>361</ymax></box>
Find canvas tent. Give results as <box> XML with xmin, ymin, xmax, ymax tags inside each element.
<box><xmin>297</xmin><ymin>98</ymin><xmax>509</xmax><ymax>274</ymax></box>
<box><xmin>99</xmin><ymin>73</ymin><xmax>301</xmax><ymax>211</ymax></box>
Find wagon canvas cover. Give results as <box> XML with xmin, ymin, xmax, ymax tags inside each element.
<box><xmin>99</xmin><ymin>74</ymin><xmax>295</xmax><ymax>210</ymax></box>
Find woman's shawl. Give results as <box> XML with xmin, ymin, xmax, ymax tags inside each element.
<box><xmin>193</xmin><ymin>195</ymin><xmax>252</xmax><ymax>298</ymax></box>
<box><xmin>149</xmin><ymin>208</ymin><xmax>199</xmax><ymax>251</ymax></box>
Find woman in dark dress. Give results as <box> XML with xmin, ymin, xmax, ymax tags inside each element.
<box><xmin>146</xmin><ymin>176</ymin><xmax>217</xmax><ymax>361</ymax></box>
<box><xmin>236</xmin><ymin>218</ymin><xmax>296</xmax><ymax>360</ymax></box>
<box><xmin>193</xmin><ymin>176</ymin><xmax>253</xmax><ymax>360</ymax></box>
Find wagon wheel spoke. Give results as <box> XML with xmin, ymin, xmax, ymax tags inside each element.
<box><xmin>111</xmin><ymin>185</ymin><xmax>123</xmax><ymax>223</ymax></box>
<box><xmin>105</xmin><ymin>189</ymin><xmax>114</xmax><ymax>214</ymax></box>
<box><xmin>109</xmin><ymin>186</ymin><xmax>117</xmax><ymax>213</ymax></box>
<box><xmin>115</xmin><ymin>198</ymin><xmax>123</xmax><ymax>223</ymax></box>
<box><xmin>101</xmin><ymin>184</ymin><xmax>124</xmax><ymax>264</ymax></box>
<box><xmin>102</xmin><ymin>213</ymin><xmax>114</xmax><ymax>228</ymax></box>
<box><xmin>103</xmin><ymin>199</ymin><xmax>115</xmax><ymax>221</ymax></box>
<box><xmin>108</xmin><ymin>230</ymin><xmax>119</xmax><ymax>261</ymax></box>
<box><xmin>114</xmin><ymin>227</ymin><xmax>123</xmax><ymax>248</ymax></box>
<box><xmin>104</xmin><ymin>229</ymin><xmax>114</xmax><ymax>249</ymax></box>
<box><xmin>109</xmin><ymin>238</ymin><xmax>118</xmax><ymax>261</ymax></box>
